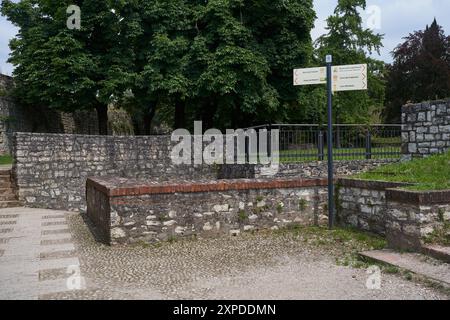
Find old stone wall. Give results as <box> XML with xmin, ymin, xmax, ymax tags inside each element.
<box><xmin>337</xmin><ymin>179</ymin><xmax>411</xmax><ymax>235</ymax></box>
<box><xmin>402</xmin><ymin>99</ymin><xmax>450</xmax><ymax>158</ymax></box>
<box><xmin>13</xmin><ymin>132</ymin><xmax>402</xmax><ymax>211</ymax></box>
<box><xmin>337</xmin><ymin>178</ymin><xmax>450</xmax><ymax>250</ymax></box>
<box><xmin>0</xmin><ymin>74</ymin><xmax>100</xmax><ymax>155</ymax></box>
<box><xmin>13</xmin><ymin>133</ymin><xmax>218</xmax><ymax>211</ymax></box>
<box><xmin>86</xmin><ymin>177</ymin><xmax>329</xmax><ymax>245</ymax></box>
<box><xmin>385</xmin><ymin>189</ymin><xmax>450</xmax><ymax>250</ymax></box>
<box><xmin>255</xmin><ymin>160</ymin><xmax>399</xmax><ymax>179</ymax></box>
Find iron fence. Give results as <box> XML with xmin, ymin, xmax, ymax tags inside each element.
<box><xmin>245</xmin><ymin>124</ymin><xmax>402</xmax><ymax>162</ymax></box>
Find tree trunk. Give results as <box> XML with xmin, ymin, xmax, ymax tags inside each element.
<box><xmin>202</xmin><ymin>99</ymin><xmax>217</xmax><ymax>129</ymax></box>
<box><xmin>95</xmin><ymin>104</ymin><xmax>108</xmax><ymax>135</ymax></box>
<box><xmin>174</xmin><ymin>101</ymin><xmax>185</xmax><ymax>129</ymax></box>
<box><xmin>132</xmin><ymin>117</ymin><xmax>141</xmax><ymax>136</ymax></box>
<box><xmin>144</xmin><ymin>105</ymin><xmax>156</xmax><ymax>135</ymax></box>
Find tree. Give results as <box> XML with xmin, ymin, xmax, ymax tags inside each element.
<box><xmin>129</xmin><ymin>0</ymin><xmax>193</xmax><ymax>131</ymax></box>
<box><xmin>2</xmin><ymin>0</ymin><xmax>316</xmax><ymax>133</ymax></box>
<box><xmin>184</xmin><ymin>0</ymin><xmax>315</xmax><ymax>130</ymax></box>
<box><xmin>1</xmin><ymin>0</ymin><xmax>137</xmax><ymax>135</ymax></box>
<box><xmin>384</xmin><ymin>19</ymin><xmax>450</xmax><ymax>123</ymax></box>
<box><xmin>184</xmin><ymin>0</ymin><xmax>276</xmax><ymax>130</ymax></box>
<box><xmin>297</xmin><ymin>0</ymin><xmax>385</xmax><ymax>125</ymax></box>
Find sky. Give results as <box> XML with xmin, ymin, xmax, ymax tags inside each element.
<box><xmin>1</xmin><ymin>0</ymin><xmax>450</xmax><ymax>75</ymax></box>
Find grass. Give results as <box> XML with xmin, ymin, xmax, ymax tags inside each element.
<box><xmin>424</xmin><ymin>222</ymin><xmax>450</xmax><ymax>246</ymax></box>
<box><xmin>356</xmin><ymin>151</ymin><xmax>450</xmax><ymax>190</ymax></box>
<box><xmin>275</xmin><ymin>224</ymin><xmax>387</xmax><ymax>268</ymax></box>
<box><xmin>279</xmin><ymin>146</ymin><xmax>401</xmax><ymax>163</ymax></box>
<box><xmin>0</xmin><ymin>154</ymin><xmax>13</xmax><ymax>165</ymax></box>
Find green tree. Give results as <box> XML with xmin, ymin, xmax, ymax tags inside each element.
<box><xmin>243</xmin><ymin>0</ymin><xmax>316</xmax><ymax>125</ymax></box>
<box><xmin>182</xmin><ymin>0</ymin><xmax>315</xmax><ymax>130</ymax></box>
<box><xmin>117</xmin><ymin>0</ymin><xmax>192</xmax><ymax>133</ymax></box>
<box><xmin>299</xmin><ymin>0</ymin><xmax>385</xmax><ymax>125</ymax></box>
<box><xmin>1</xmin><ymin>0</ymin><xmax>137</xmax><ymax>135</ymax></box>
<box><xmin>2</xmin><ymin>0</ymin><xmax>316</xmax><ymax>132</ymax></box>
<box><xmin>185</xmin><ymin>0</ymin><xmax>277</xmax><ymax>129</ymax></box>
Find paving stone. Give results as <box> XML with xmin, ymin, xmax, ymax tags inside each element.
<box><xmin>0</xmin><ymin>214</ymin><xmax>19</xmax><ymax>219</ymax></box>
<box><xmin>0</xmin><ymin>208</ymin><xmax>81</xmax><ymax>300</ymax></box>
<box><xmin>40</xmin><ymin>250</ymin><xmax>77</xmax><ymax>260</ymax></box>
<box><xmin>2</xmin><ymin>207</ymin><xmax>449</xmax><ymax>300</ymax></box>
<box><xmin>39</xmin><ymin>243</ymin><xmax>75</xmax><ymax>254</ymax></box>
<box><xmin>39</xmin><ymin>268</ymin><xmax>70</xmax><ymax>281</ymax></box>
<box><xmin>0</xmin><ymin>238</ymin><xmax>10</xmax><ymax>244</ymax></box>
<box><xmin>41</xmin><ymin>229</ymin><xmax>71</xmax><ymax>236</ymax></box>
<box><xmin>42</xmin><ymin>221</ymin><xmax>68</xmax><ymax>227</ymax></box>
<box><xmin>42</xmin><ymin>215</ymin><xmax>66</xmax><ymax>220</ymax></box>
<box><xmin>0</xmin><ymin>221</ymin><xmax>17</xmax><ymax>225</ymax></box>
<box><xmin>41</xmin><ymin>238</ymin><xmax>73</xmax><ymax>246</ymax></box>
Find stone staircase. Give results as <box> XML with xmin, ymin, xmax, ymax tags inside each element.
<box><xmin>360</xmin><ymin>246</ymin><xmax>450</xmax><ymax>290</ymax></box>
<box><xmin>0</xmin><ymin>168</ymin><xmax>21</xmax><ymax>208</ymax></box>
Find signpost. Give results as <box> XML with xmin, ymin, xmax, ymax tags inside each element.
<box><xmin>293</xmin><ymin>67</ymin><xmax>326</xmax><ymax>86</ymax></box>
<box><xmin>332</xmin><ymin>64</ymin><xmax>367</xmax><ymax>92</ymax></box>
<box><xmin>294</xmin><ymin>57</ymin><xmax>368</xmax><ymax>229</ymax></box>
<box><xmin>326</xmin><ymin>55</ymin><xmax>334</xmax><ymax>230</ymax></box>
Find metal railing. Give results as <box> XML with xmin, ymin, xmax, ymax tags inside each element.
<box><xmin>245</xmin><ymin>124</ymin><xmax>402</xmax><ymax>162</ymax></box>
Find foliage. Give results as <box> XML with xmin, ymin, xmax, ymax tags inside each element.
<box><xmin>0</xmin><ymin>154</ymin><xmax>13</xmax><ymax>165</ymax></box>
<box><xmin>184</xmin><ymin>0</ymin><xmax>315</xmax><ymax>130</ymax></box>
<box><xmin>294</xmin><ymin>0</ymin><xmax>386</xmax><ymax>125</ymax></box>
<box><xmin>2</xmin><ymin>0</ymin><xmax>316</xmax><ymax>132</ymax></box>
<box><xmin>384</xmin><ymin>19</ymin><xmax>450</xmax><ymax>123</ymax></box>
<box><xmin>275</xmin><ymin>224</ymin><xmax>386</xmax><ymax>268</ymax></box>
<box><xmin>107</xmin><ymin>105</ymin><xmax>134</xmax><ymax>136</ymax></box>
<box><xmin>1</xmin><ymin>0</ymin><xmax>140</xmax><ymax>134</ymax></box>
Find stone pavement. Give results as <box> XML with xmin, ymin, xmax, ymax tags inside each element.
<box><xmin>1</xmin><ymin>207</ymin><xmax>449</xmax><ymax>300</ymax></box>
<box><xmin>0</xmin><ymin>207</ymin><xmax>84</xmax><ymax>300</ymax></box>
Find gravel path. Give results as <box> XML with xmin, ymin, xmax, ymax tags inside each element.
<box><xmin>46</xmin><ymin>212</ymin><xmax>449</xmax><ymax>300</ymax></box>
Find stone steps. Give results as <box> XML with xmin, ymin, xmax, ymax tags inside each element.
<box><xmin>0</xmin><ymin>182</ymin><xmax>12</xmax><ymax>189</ymax></box>
<box><xmin>360</xmin><ymin>249</ymin><xmax>450</xmax><ymax>289</ymax></box>
<box><xmin>0</xmin><ymin>188</ymin><xmax>15</xmax><ymax>196</ymax></box>
<box><xmin>422</xmin><ymin>245</ymin><xmax>450</xmax><ymax>264</ymax></box>
<box><xmin>0</xmin><ymin>194</ymin><xmax>18</xmax><ymax>201</ymax></box>
<box><xmin>0</xmin><ymin>201</ymin><xmax>22</xmax><ymax>209</ymax></box>
<box><xmin>0</xmin><ymin>170</ymin><xmax>20</xmax><ymax>208</ymax></box>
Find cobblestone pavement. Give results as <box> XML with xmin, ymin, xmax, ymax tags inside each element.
<box><xmin>1</xmin><ymin>208</ymin><xmax>449</xmax><ymax>300</ymax></box>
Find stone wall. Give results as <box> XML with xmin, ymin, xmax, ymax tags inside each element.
<box><xmin>337</xmin><ymin>178</ymin><xmax>450</xmax><ymax>250</ymax></box>
<box><xmin>337</xmin><ymin>179</ymin><xmax>412</xmax><ymax>235</ymax></box>
<box><xmin>86</xmin><ymin>177</ymin><xmax>329</xmax><ymax>245</ymax></box>
<box><xmin>255</xmin><ymin>160</ymin><xmax>399</xmax><ymax>179</ymax></box>
<box><xmin>402</xmin><ymin>99</ymin><xmax>450</xmax><ymax>158</ymax></box>
<box><xmin>13</xmin><ymin>132</ymin><xmax>401</xmax><ymax>211</ymax></box>
<box><xmin>0</xmin><ymin>74</ymin><xmax>99</xmax><ymax>154</ymax></box>
<box><xmin>386</xmin><ymin>189</ymin><xmax>450</xmax><ymax>250</ymax></box>
<box><xmin>13</xmin><ymin>133</ymin><xmax>217</xmax><ymax>211</ymax></box>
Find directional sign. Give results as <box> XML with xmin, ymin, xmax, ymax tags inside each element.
<box><xmin>293</xmin><ymin>63</ymin><xmax>367</xmax><ymax>92</ymax></box>
<box><xmin>293</xmin><ymin>67</ymin><xmax>326</xmax><ymax>86</ymax></box>
<box><xmin>332</xmin><ymin>64</ymin><xmax>367</xmax><ymax>92</ymax></box>
<box><xmin>292</xmin><ymin>59</ymin><xmax>367</xmax><ymax>230</ymax></box>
